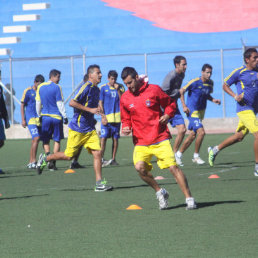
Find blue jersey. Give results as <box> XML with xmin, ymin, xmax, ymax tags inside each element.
<box><xmin>224</xmin><ymin>65</ymin><xmax>258</xmax><ymax>113</ymax></box>
<box><xmin>36</xmin><ymin>81</ymin><xmax>64</xmax><ymax>120</ymax></box>
<box><xmin>99</xmin><ymin>83</ymin><xmax>124</xmax><ymax>123</ymax></box>
<box><xmin>69</xmin><ymin>81</ymin><xmax>100</xmax><ymax>133</ymax></box>
<box><xmin>21</xmin><ymin>86</ymin><xmax>38</xmax><ymax>124</ymax></box>
<box><xmin>183</xmin><ymin>77</ymin><xmax>213</xmax><ymax>117</ymax></box>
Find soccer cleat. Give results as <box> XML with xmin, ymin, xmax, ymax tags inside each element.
<box><xmin>110</xmin><ymin>159</ymin><xmax>119</xmax><ymax>166</ymax></box>
<box><xmin>186</xmin><ymin>197</ymin><xmax>197</xmax><ymax>210</ymax></box>
<box><xmin>254</xmin><ymin>170</ymin><xmax>258</xmax><ymax>177</ymax></box>
<box><xmin>48</xmin><ymin>161</ymin><xmax>57</xmax><ymax>171</ymax></box>
<box><xmin>94</xmin><ymin>179</ymin><xmax>113</xmax><ymax>192</ymax></box>
<box><xmin>27</xmin><ymin>162</ymin><xmax>37</xmax><ymax>169</ymax></box>
<box><xmin>70</xmin><ymin>161</ymin><xmax>85</xmax><ymax>169</ymax></box>
<box><xmin>208</xmin><ymin>146</ymin><xmax>216</xmax><ymax>167</ymax></box>
<box><xmin>156</xmin><ymin>188</ymin><xmax>169</xmax><ymax>210</ymax></box>
<box><xmin>192</xmin><ymin>156</ymin><xmax>205</xmax><ymax>165</ymax></box>
<box><xmin>102</xmin><ymin>159</ymin><xmax>112</xmax><ymax>168</ymax></box>
<box><xmin>37</xmin><ymin>153</ymin><xmax>47</xmax><ymax>175</ymax></box>
<box><xmin>0</xmin><ymin>168</ymin><xmax>5</xmax><ymax>174</ymax></box>
<box><xmin>175</xmin><ymin>153</ymin><xmax>184</xmax><ymax>166</ymax></box>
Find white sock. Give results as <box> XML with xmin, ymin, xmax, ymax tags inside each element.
<box><xmin>176</xmin><ymin>151</ymin><xmax>182</xmax><ymax>158</ymax></box>
<box><xmin>213</xmin><ymin>146</ymin><xmax>219</xmax><ymax>155</ymax></box>
<box><xmin>193</xmin><ymin>153</ymin><xmax>199</xmax><ymax>159</ymax></box>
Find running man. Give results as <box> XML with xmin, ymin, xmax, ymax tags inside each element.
<box><xmin>208</xmin><ymin>48</ymin><xmax>258</xmax><ymax>177</ymax></box>
<box><xmin>36</xmin><ymin>69</ymin><xmax>68</xmax><ymax>171</ymax></box>
<box><xmin>99</xmin><ymin>70</ymin><xmax>125</xmax><ymax>167</ymax></box>
<box><xmin>21</xmin><ymin>74</ymin><xmax>45</xmax><ymax>169</ymax></box>
<box><xmin>161</xmin><ymin>56</ymin><xmax>187</xmax><ymax>166</ymax></box>
<box><xmin>176</xmin><ymin>64</ymin><xmax>221</xmax><ymax>165</ymax></box>
<box><xmin>37</xmin><ymin>65</ymin><xmax>113</xmax><ymax>192</ymax></box>
<box><xmin>120</xmin><ymin>66</ymin><xmax>196</xmax><ymax>210</ymax></box>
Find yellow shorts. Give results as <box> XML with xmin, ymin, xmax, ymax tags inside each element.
<box><xmin>133</xmin><ymin>140</ymin><xmax>176</xmax><ymax>171</ymax></box>
<box><xmin>236</xmin><ymin>110</ymin><xmax>258</xmax><ymax>136</ymax></box>
<box><xmin>64</xmin><ymin>129</ymin><xmax>101</xmax><ymax>157</ymax></box>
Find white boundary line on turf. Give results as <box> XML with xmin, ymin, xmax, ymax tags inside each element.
<box><xmin>198</xmin><ymin>166</ymin><xmax>238</xmax><ymax>176</ymax></box>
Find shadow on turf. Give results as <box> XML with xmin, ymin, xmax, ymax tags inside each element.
<box><xmin>0</xmin><ymin>194</ymin><xmax>49</xmax><ymax>201</ymax></box>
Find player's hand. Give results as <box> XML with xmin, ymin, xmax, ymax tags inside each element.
<box><xmin>234</xmin><ymin>94</ymin><xmax>243</xmax><ymax>103</ymax></box>
<box><xmin>22</xmin><ymin>120</ymin><xmax>27</xmax><ymax>128</ymax></box>
<box><xmin>122</xmin><ymin>126</ymin><xmax>131</xmax><ymax>135</ymax></box>
<box><xmin>90</xmin><ymin>107</ymin><xmax>100</xmax><ymax>114</ymax></box>
<box><xmin>183</xmin><ymin>105</ymin><xmax>190</xmax><ymax>115</ymax></box>
<box><xmin>159</xmin><ymin>114</ymin><xmax>170</xmax><ymax>124</ymax></box>
<box><xmin>5</xmin><ymin>120</ymin><xmax>10</xmax><ymax>129</ymax></box>
<box><xmin>114</xmin><ymin>83</ymin><xmax>120</xmax><ymax>90</ymax></box>
<box><xmin>213</xmin><ymin>99</ymin><xmax>221</xmax><ymax>105</ymax></box>
<box><xmin>101</xmin><ymin>115</ymin><xmax>108</xmax><ymax>126</ymax></box>
<box><xmin>63</xmin><ymin>117</ymin><xmax>68</xmax><ymax>124</ymax></box>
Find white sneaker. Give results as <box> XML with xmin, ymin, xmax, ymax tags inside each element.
<box><xmin>192</xmin><ymin>156</ymin><xmax>205</xmax><ymax>165</ymax></box>
<box><xmin>175</xmin><ymin>153</ymin><xmax>184</xmax><ymax>166</ymax></box>
<box><xmin>254</xmin><ymin>170</ymin><xmax>258</xmax><ymax>177</ymax></box>
<box><xmin>186</xmin><ymin>197</ymin><xmax>197</xmax><ymax>210</ymax></box>
<box><xmin>102</xmin><ymin>159</ymin><xmax>111</xmax><ymax>168</ymax></box>
<box><xmin>156</xmin><ymin>188</ymin><xmax>169</xmax><ymax>210</ymax></box>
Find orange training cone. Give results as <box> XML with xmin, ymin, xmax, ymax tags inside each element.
<box><xmin>64</xmin><ymin>169</ymin><xmax>75</xmax><ymax>174</ymax></box>
<box><xmin>155</xmin><ymin>176</ymin><xmax>165</xmax><ymax>180</ymax></box>
<box><xmin>208</xmin><ymin>174</ymin><xmax>220</xmax><ymax>179</ymax></box>
<box><xmin>126</xmin><ymin>204</ymin><xmax>142</xmax><ymax>210</ymax></box>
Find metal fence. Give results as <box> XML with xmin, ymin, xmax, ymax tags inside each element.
<box><xmin>0</xmin><ymin>47</ymin><xmax>247</xmax><ymax>124</ymax></box>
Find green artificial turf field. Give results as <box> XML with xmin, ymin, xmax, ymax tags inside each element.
<box><xmin>0</xmin><ymin>134</ymin><xmax>258</xmax><ymax>257</ymax></box>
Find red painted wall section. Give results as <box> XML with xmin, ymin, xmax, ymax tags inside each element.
<box><xmin>101</xmin><ymin>0</ymin><xmax>258</xmax><ymax>33</ymax></box>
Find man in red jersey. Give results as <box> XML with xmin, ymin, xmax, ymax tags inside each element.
<box><xmin>120</xmin><ymin>67</ymin><xmax>196</xmax><ymax>210</ymax></box>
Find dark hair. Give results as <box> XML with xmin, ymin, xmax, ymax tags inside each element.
<box><xmin>244</xmin><ymin>48</ymin><xmax>258</xmax><ymax>63</ymax></box>
<box><xmin>49</xmin><ymin>69</ymin><xmax>61</xmax><ymax>79</ymax></box>
<box><xmin>34</xmin><ymin>74</ymin><xmax>45</xmax><ymax>83</ymax></box>
<box><xmin>83</xmin><ymin>73</ymin><xmax>88</xmax><ymax>82</ymax></box>
<box><xmin>121</xmin><ymin>67</ymin><xmax>138</xmax><ymax>80</ymax></box>
<box><xmin>173</xmin><ymin>55</ymin><xmax>186</xmax><ymax>67</ymax></box>
<box><xmin>108</xmin><ymin>70</ymin><xmax>118</xmax><ymax>79</ymax></box>
<box><xmin>202</xmin><ymin>64</ymin><xmax>213</xmax><ymax>71</ymax></box>
<box><xmin>87</xmin><ymin>64</ymin><xmax>100</xmax><ymax>75</ymax></box>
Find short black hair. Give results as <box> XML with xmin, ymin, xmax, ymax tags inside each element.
<box><xmin>49</xmin><ymin>69</ymin><xmax>61</xmax><ymax>79</ymax></box>
<box><xmin>173</xmin><ymin>55</ymin><xmax>186</xmax><ymax>67</ymax></box>
<box><xmin>87</xmin><ymin>64</ymin><xmax>100</xmax><ymax>75</ymax></box>
<box><xmin>244</xmin><ymin>48</ymin><xmax>258</xmax><ymax>64</ymax></box>
<box><xmin>34</xmin><ymin>74</ymin><xmax>45</xmax><ymax>83</ymax></box>
<box><xmin>202</xmin><ymin>64</ymin><xmax>213</xmax><ymax>71</ymax></box>
<box><xmin>121</xmin><ymin>67</ymin><xmax>138</xmax><ymax>80</ymax></box>
<box><xmin>108</xmin><ymin>70</ymin><xmax>118</xmax><ymax>79</ymax></box>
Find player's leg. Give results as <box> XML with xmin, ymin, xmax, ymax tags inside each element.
<box><xmin>192</xmin><ymin>127</ymin><xmax>205</xmax><ymax>164</ymax></box>
<box><xmin>84</xmin><ymin>130</ymin><xmax>113</xmax><ymax>191</ymax></box>
<box><xmin>70</xmin><ymin>145</ymin><xmax>84</xmax><ymax>169</ymax></box>
<box><xmin>173</xmin><ymin>124</ymin><xmax>186</xmax><ymax>153</ymax></box>
<box><xmin>100</xmin><ymin>123</ymin><xmax>110</xmax><ymax>167</ymax></box>
<box><xmin>110</xmin><ymin>123</ymin><xmax>120</xmax><ymax>165</ymax></box>
<box><xmin>154</xmin><ymin>140</ymin><xmax>196</xmax><ymax>210</ymax></box>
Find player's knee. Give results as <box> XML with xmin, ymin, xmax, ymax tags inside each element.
<box><xmin>135</xmin><ymin>163</ymin><xmax>146</xmax><ymax>175</ymax></box>
<box><xmin>198</xmin><ymin>130</ymin><xmax>205</xmax><ymax>137</ymax></box>
<box><xmin>178</xmin><ymin>127</ymin><xmax>186</xmax><ymax>135</ymax></box>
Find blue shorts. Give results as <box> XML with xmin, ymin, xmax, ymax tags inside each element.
<box><xmin>188</xmin><ymin>117</ymin><xmax>203</xmax><ymax>133</ymax></box>
<box><xmin>40</xmin><ymin>116</ymin><xmax>64</xmax><ymax>143</ymax></box>
<box><xmin>0</xmin><ymin>119</ymin><xmax>6</xmax><ymax>141</ymax></box>
<box><xmin>169</xmin><ymin>107</ymin><xmax>185</xmax><ymax>127</ymax></box>
<box><xmin>100</xmin><ymin>123</ymin><xmax>120</xmax><ymax>139</ymax></box>
<box><xmin>28</xmin><ymin>124</ymin><xmax>40</xmax><ymax>139</ymax></box>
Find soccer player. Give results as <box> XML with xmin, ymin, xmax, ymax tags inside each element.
<box><xmin>99</xmin><ymin>70</ymin><xmax>125</xmax><ymax>167</ymax></box>
<box><xmin>21</xmin><ymin>74</ymin><xmax>45</xmax><ymax>169</ymax></box>
<box><xmin>36</xmin><ymin>69</ymin><xmax>68</xmax><ymax>171</ymax></box>
<box><xmin>37</xmin><ymin>65</ymin><xmax>113</xmax><ymax>192</ymax></box>
<box><xmin>176</xmin><ymin>64</ymin><xmax>221</xmax><ymax>165</ymax></box>
<box><xmin>208</xmin><ymin>48</ymin><xmax>258</xmax><ymax>176</ymax></box>
<box><xmin>0</xmin><ymin>83</ymin><xmax>10</xmax><ymax>174</ymax></box>
<box><xmin>120</xmin><ymin>66</ymin><xmax>196</xmax><ymax>210</ymax></box>
<box><xmin>161</xmin><ymin>55</ymin><xmax>187</xmax><ymax>166</ymax></box>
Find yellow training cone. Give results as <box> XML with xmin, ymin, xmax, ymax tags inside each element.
<box><xmin>126</xmin><ymin>204</ymin><xmax>142</xmax><ymax>210</ymax></box>
<box><xmin>64</xmin><ymin>169</ymin><xmax>75</xmax><ymax>174</ymax></box>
